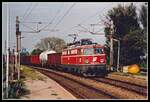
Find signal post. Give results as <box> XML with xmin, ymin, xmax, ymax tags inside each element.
<box><xmin>16</xmin><ymin>16</ymin><xmax>21</xmax><ymax>80</ymax></box>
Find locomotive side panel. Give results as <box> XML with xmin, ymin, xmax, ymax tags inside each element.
<box><xmin>61</xmin><ymin>56</ymin><xmax>68</xmax><ymax>64</ymax></box>
<box><xmin>68</xmin><ymin>56</ymin><xmax>77</xmax><ymax>64</ymax></box>
<box><xmin>76</xmin><ymin>56</ymin><xmax>83</xmax><ymax>64</ymax></box>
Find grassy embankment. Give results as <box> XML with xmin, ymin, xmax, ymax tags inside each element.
<box><xmin>20</xmin><ymin>65</ymin><xmax>46</xmax><ymax>81</ymax></box>
<box><xmin>7</xmin><ymin>65</ymin><xmax>46</xmax><ymax>99</ymax></box>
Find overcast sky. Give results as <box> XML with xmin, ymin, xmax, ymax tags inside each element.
<box><xmin>2</xmin><ymin>2</ymin><xmax>146</xmax><ymax>53</ymax></box>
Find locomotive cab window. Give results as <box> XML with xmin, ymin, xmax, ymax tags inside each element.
<box><xmin>95</xmin><ymin>48</ymin><xmax>103</xmax><ymax>54</ymax></box>
<box><xmin>71</xmin><ymin>49</ymin><xmax>77</xmax><ymax>55</ymax></box>
<box><xmin>67</xmin><ymin>50</ymin><xmax>71</xmax><ymax>55</ymax></box>
<box><xmin>77</xmin><ymin>49</ymin><xmax>82</xmax><ymax>55</ymax></box>
<box><xmin>62</xmin><ymin>51</ymin><xmax>67</xmax><ymax>55</ymax></box>
<box><xmin>84</xmin><ymin>48</ymin><xmax>94</xmax><ymax>55</ymax></box>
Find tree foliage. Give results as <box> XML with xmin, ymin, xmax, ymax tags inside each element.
<box><xmin>120</xmin><ymin>29</ymin><xmax>146</xmax><ymax>65</ymax></box>
<box><xmin>139</xmin><ymin>4</ymin><xmax>147</xmax><ymax>54</ymax></box>
<box><xmin>20</xmin><ymin>48</ymin><xmax>29</xmax><ymax>56</ymax></box>
<box><xmin>31</xmin><ymin>48</ymin><xmax>43</xmax><ymax>55</ymax></box>
<box><xmin>139</xmin><ymin>4</ymin><xmax>147</xmax><ymax>31</ymax></box>
<box><xmin>108</xmin><ymin>3</ymin><xmax>140</xmax><ymax>38</ymax></box>
<box><xmin>35</xmin><ymin>36</ymin><xmax>67</xmax><ymax>53</ymax></box>
<box><xmin>104</xmin><ymin>3</ymin><xmax>147</xmax><ymax>66</ymax></box>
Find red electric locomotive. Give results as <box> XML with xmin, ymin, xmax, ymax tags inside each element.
<box><xmin>60</xmin><ymin>39</ymin><xmax>107</xmax><ymax>76</ymax></box>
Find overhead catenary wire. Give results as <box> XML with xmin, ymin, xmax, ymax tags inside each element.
<box><xmin>23</xmin><ymin>3</ymin><xmax>38</xmax><ymax>22</ymax></box>
<box><xmin>20</xmin><ymin>21</ymin><xmax>48</xmax><ymax>24</ymax></box>
<box><xmin>60</xmin><ymin>3</ymin><xmax>113</xmax><ymax>35</ymax></box>
<box><xmin>21</xmin><ymin>3</ymin><xmax>33</xmax><ymax>21</ymax></box>
<box><xmin>20</xmin><ymin>22</ymin><xmax>38</xmax><ymax>32</ymax></box>
<box><xmin>76</xmin><ymin>3</ymin><xmax>114</xmax><ymax>35</ymax></box>
<box><xmin>52</xmin><ymin>3</ymin><xmax>76</xmax><ymax>29</ymax></box>
<box><xmin>39</xmin><ymin>3</ymin><xmax>64</xmax><ymax>31</ymax></box>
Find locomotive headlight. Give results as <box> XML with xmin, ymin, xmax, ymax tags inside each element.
<box><xmin>100</xmin><ymin>59</ymin><xmax>104</xmax><ymax>63</ymax></box>
<box><xmin>93</xmin><ymin>57</ymin><xmax>97</xmax><ymax>62</ymax></box>
<box><xmin>85</xmin><ymin>59</ymin><xmax>89</xmax><ymax>64</ymax></box>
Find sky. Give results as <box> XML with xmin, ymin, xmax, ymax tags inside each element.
<box><xmin>2</xmin><ymin>2</ymin><xmax>146</xmax><ymax>53</ymax></box>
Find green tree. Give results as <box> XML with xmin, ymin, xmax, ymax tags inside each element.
<box><xmin>107</xmin><ymin>3</ymin><xmax>140</xmax><ymax>38</ymax></box>
<box><xmin>104</xmin><ymin>3</ymin><xmax>146</xmax><ymax>66</ymax></box>
<box><xmin>139</xmin><ymin>4</ymin><xmax>147</xmax><ymax>31</ymax></box>
<box><xmin>20</xmin><ymin>48</ymin><xmax>29</xmax><ymax>56</ymax></box>
<box><xmin>139</xmin><ymin>4</ymin><xmax>147</xmax><ymax>53</ymax></box>
<box><xmin>31</xmin><ymin>48</ymin><xmax>43</xmax><ymax>55</ymax></box>
<box><xmin>121</xmin><ymin>29</ymin><xmax>146</xmax><ymax>65</ymax></box>
<box><xmin>138</xmin><ymin>4</ymin><xmax>147</xmax><ymax>68</ymax></box>
<box><xmin>35</xmin><ymin>36</ymin><xmax>67</xmax><ymax>53</ymax></box>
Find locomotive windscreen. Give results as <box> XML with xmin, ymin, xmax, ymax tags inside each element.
<box><xmin>81</xmin><ymin>39</ymin><xmax>93</xmax><ymax>45</ymax></box>
<box><xmin>84</xmin><ymin>48</ymin><xmax>104</xmax><ymax>55</ymax></box>
<box><xmin>95</xmin><ymin>48</ymin><xmax>103</xmax><ymax>54</ymax></box>
<box><xmin>84</xmin><ymin>48</ymin><xmax>94</xmax><ymax>55</ymax></box>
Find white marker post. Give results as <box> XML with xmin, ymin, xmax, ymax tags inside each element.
<box><xmin>6</xmin><ymin>3</ymin><xmax>9</xmax><ymax>98</ymax></box>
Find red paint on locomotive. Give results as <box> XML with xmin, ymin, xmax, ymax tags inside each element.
<box><xmin>61</xmin><ymin>44</ymin><xmax>106</xmax><ymax>65</ymax></box>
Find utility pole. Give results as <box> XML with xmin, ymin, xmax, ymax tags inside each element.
<box><xmin>12</xmin><ymin>48</ymin><xmax>15</xmax><ymax>80</ymax></box>
<box><xmin>113</xmin><ymin>39</ymin><xmax>120</xmax><ymax>72</ymax></box>
<box><xmin>16</xmin><ymin>16</ymin><xmax>21</xmax><ymax>80</ymax></box>
<box><xmin>110</xmin><ymin>20</ymin><xmax>114</xmax><ymax>71</ymax></box>
<box><xmin>117</xmin><ymin>40</ymin><xmax>120</xmax><ymax>71</ymax></box>
<box><xmin>5</xmin><ymin>40</ymin><xmax>7</xmax><ymax>63</ymax></box>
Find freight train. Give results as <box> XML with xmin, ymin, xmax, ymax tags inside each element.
<box><xmin>20</xmin><ymin>39</ymin><xmax>108</xmax><ymax>77</ymax></box>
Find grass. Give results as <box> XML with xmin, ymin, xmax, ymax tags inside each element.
<box><xmin>20</xmin><ymin>65</ymin><xmax>46</xmax><ymax>81</ymax></box>
<box><xmin>110</xmin><ymin>70</ymin><xmax>147</xmax><ymax>77</ymax></box>
<box><xmin>8</xmin><ymin>80</ymin><xmax>30</xmax><ymax>99</ymax></box>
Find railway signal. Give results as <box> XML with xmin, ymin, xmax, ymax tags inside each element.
<box><xmin>15</xmin><ymin>16</ymin><xmax>44</xmax><ymax>80</ymax></box>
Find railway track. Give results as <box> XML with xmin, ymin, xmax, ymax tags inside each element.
<box><xmin>27</xmin><ymin>66</ymin><xmax>147</xmax><ymax>99</ymax></box>
<box><xmin>31</xmin><ymin>66</ymin><xmax>118</xmax><ymax>99</ymax></box>
<box><xmin>92</xmin><ymin>77</ymin><xmax>147</xmax><ymax>96</ymax></box>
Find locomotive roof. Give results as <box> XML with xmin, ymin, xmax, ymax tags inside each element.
<box><xmin>63</xmin><ymin>44</ymin><xmax>104</xmax><ymax>51</ymax></box>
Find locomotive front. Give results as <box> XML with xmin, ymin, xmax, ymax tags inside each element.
<box><xmin>61</xmin><ymin>39</ymin><xmax>107</xmax><ymax>77</ymax></box>
<box><xmin>81</xmin><ymin>45</ymin><xmax>107</xmax><ymax>76</ymax></box>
